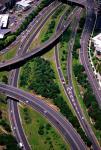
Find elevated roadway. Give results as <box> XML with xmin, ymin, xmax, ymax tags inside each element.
<box><xmin>0</xmin><ymin>8</ymin><xmax>81</xmax><ymax>71</ymax></box>
<box><xmin>63</xmin><ymin>0</ymin><xmax>86</xmax><ymax>7</ymax></box>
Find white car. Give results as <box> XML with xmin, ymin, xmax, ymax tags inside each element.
<box><xmin>82</xmin><ymin>117</ymin><xmax>84</xmax><ymax>120</ymax></box>
<box><xmin>18</xmin><ymin>142</ymin><xmax>23</xmax><ymax>148</ymax></box>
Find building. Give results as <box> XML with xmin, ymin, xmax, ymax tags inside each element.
<box><xmin>92</xmin><ymin>33</ymin><xmax>101</xmax><ymax>56</ymax></box>
<box><xmin>0</xmin><ymin>14</ymin><xmax>9</xmax><ymax>28</ymax></box>
<box><xmin>0</xmin><ymin>14</ymin><xmax>10</xmax><ymax>39</ymax></box>
<box><xmin>16</xmin><ymin>0</ymin><xmax>33</xmax><ymax>11</ymax></box>
<box><xmin>0</xmin><ymin>29</ymin><xmax>10</xmax><ymax>39</ymax></box>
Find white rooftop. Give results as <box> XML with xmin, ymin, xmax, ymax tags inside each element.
<box><xmin>0</xmin><ymin>29</ymin><xmax>10</xmax><ymax>39</ymax></box>
<box><xmin>0</xmin><ymin>14</ymin><xmax>9</xmax><ymax>28</ymax></box>
<box><xmin>16</xmin><ymin>0</ymin><xmax>33</xmax><ymax>7</ymax></box>
<box><xmin>92</xmin><ymin>33</ymin><xmax>101</xmax><ymax>52</ymax></box>
<box><xmin>93</xmin><ymin>33</ymin><xmax>101</xmax><ymax>45</ymax></box>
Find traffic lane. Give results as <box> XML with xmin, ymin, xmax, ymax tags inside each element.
<box><xmin>12</xmin><ymin>101</ymin><xmax>31</xmax><ymax>150</ymax></box>
<box><xmin>8</xmin><ymin>100</ymin><xmax>31</xmax><ymax>150</ymax></box>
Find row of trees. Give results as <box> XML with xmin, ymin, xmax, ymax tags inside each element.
<box><xmin>59</xmin><ymin>29</ymin><xmax>71</xmax><ymax>77</ymax></box>
<box><xmin>0</xmin><ymin>75</ymin><xmax>8</xmax><ymax>84</ymax></box>
<box><xmin>38</xmin><ymin>123</ymin><xmax>51</xmax><ymax>135</ymax></box>
<box><xmin>72</xmin><ymin>17</ymin><xmax>85</xmax><ymax>59</ymax></box>
<box><xmin>72</xmin><ymin>15</ymin><xmax>101</xmax><ymax>130</ymax></box>
<box><xmin>73</xmin><ymin>63</ymin><xmax>101</xmax><ymax>130</ymax></box>
<box><xmin>41</xmin><ymin>5</ymin><xmax>66</xmax><ymax>43</ymax></box>
<box><xmin>23</xmin><ymin>107</ymin><xmax>32</xmax><ymax>124</ymax></box>
<box><xmin>0</xmin><ymin>119</ymin><xmax>11</xmax><ymax>132</ymax></box>
<box><xmin>0</xmin><ymin>134</ymin><xmax>20</xmax><ymax>150</ymax></box>
<box><xmin>72</xmin><ymin>32</ymin><xmax>81</xmax><ymax>59</ymax></box>
<box><xmin>0</xmin><ymin>93</ymin><xmax>7</xmax><ymax>104</ymax></box>
<box><xmin>20</xmin><ymin>57</ymin><xmax>91</xmax><ymax>146</ymax></box>
<box><xmin>0</xmin><ymin>0</ymin><xmax>54</xmax><ymax>51</ymax></box>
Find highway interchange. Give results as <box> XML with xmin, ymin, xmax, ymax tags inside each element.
<box><xmin>6</xmin><ymin>4</ymin><xmax>87</xmax><ymax>150</ymax></box>
<box><xmin>0</xmin><ymin>0</ymin><xmax>101</xmax><ymax>150</ymax></box>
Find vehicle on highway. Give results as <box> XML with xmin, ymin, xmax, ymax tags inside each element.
<box><xmin>18</xmin><ymin>142</ymin><xmax>23</xmax><ymax>148</ymax></box>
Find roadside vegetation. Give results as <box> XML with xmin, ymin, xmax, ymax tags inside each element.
<box><xmin>59</xmin><ymin>28</ymin><xmax>71</xmax><ymax>80</ymax></box>
<box><xmin>41</xmin><ymin>5</ymin><xmax>66</xmax><ymax>43</ymax></box>
<box><xmin>72</xmin><ymin>16</ymin><xmax>101</xmax><ymax>143</ymax></box>
<box><xmin>20</xmin><ymin>57</ymin><xmax>92</xmax><ymax>147</ymax></box>
<box><xmin>0</xmin><ymin>44</ymin><xmax>18</xmax><ymax>62</ymax></box>
<box><xmin>0</xmin><ymin>92</ymin><xmax>19</xmax><ymax>150</ymax></box>
<box><xmin>89</xmin><ymin>44</ymin><xmax>101</xmax><ymax>75</ymax></box>
<box><xmin>0</xmin><ymin>44</ymin><xmax>19</xmax><ymax>84</ymax></box>
<box><xmin>0</xmin><ymin>71</ymin><xmax>8</xmax><ymax>84</ymax></box>
<box><xmin>0</xmin><ymin>45</ymin><xmax>19</xmax><ymax>149</ymax></box>
<box><xmin>19</xmin><ymin>105</ymin><xmax>69</xmax><ymax>150</ymax></box>
<box><xmin>73</xmin><ymin>63</ymin><xmax>101</xmax><ymax>131</ymax></box>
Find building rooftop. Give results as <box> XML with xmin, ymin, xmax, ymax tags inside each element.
<box><xmin>92</xmin><ymin>33</ymin><xmax>101</xmax><ymax>53</ymax></box>
<box><xmin>16</xmin><ymin>0</ymin><xmax>33</xmax><ymax>7</ymax></box>
<box><xmin>0</xmin><ymin>29</ymin><xmax>10</xmax><ymax>39</ymax></box>
<box><xmin>93</xmin><ymin>33</ymin><xmax>101</xmax><ymax>43</ymax></box>
<box><xmin>0</xmin><ymin>14</ymin><xmax>9</xmax><ymax>28</ymax></box>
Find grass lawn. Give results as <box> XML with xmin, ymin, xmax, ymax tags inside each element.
<box><xmin>0</xmin><ymin>44</ymin><xmax>18</xmax><ymax>62</ymax></box>
<box><xmin>19</xmin><ymin>104</ymin><xmax>70</xmax><ymax>150</ymax></box>
<box><xmin>0</xmin><ymin>43</ymin><xmax>19</xmax><ymax>83</ymax></box>
<box><xmin>0</xmin><ymin>93</ymin><xmax>11</xmax><ymax>132</ymax></box>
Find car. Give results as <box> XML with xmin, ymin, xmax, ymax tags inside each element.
<box><xmin>13</xmin><ymin>126</ymin><xmax>16</xmax><ymax>130</ymax></box>
<box><xmin>44</xmin><ymin>110</ymin><xmax>47</xmax><ymax>114</ymax></box>
<box><xmin>82</xmin><ymin>117</ymin><xmax>84</xmax><ymax>120</ymax></box>
<box><xmin>18</xmin><ymin>142</ymin><xmax>23</xmax><ymax>148</ymax></box>
<box><xmin>61</xmin><ymin>79</ymin><xmax>65</xmax><ymax>84</ymax></box>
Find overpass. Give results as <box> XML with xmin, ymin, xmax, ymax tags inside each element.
<box><xmin>0</xmin><ymin>83</ymin><xmax>86</xmax><ymax>150</ymax></box>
